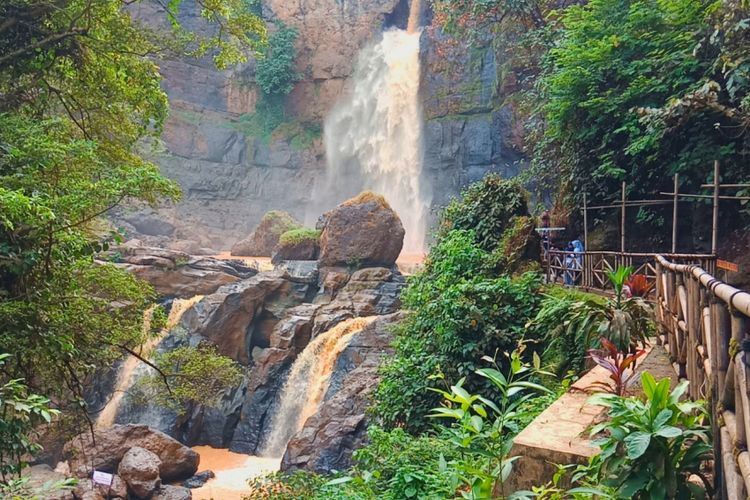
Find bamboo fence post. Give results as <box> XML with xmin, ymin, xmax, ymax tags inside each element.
<box><xmin>686</xmin><ymin>275</ymin><xmax>699</xmax><ymax>398</ymax></box>
<box><xmin>621</xmin><ymin>181</ymin><xmax>626</xmax><ymax>253</ymax></box>
<box><xmin>672</xmin><ymin>173</ymin><xmax>679</xmax><ymax>253</ymax></box>
<box><xmin>716</xmin><ymin>300</ymin><xmax>731</xmax><ymax>400</ymax></box>
<box><xmin>713</xmin><ymin>160</ymin><xmax>720</xmax><ymax>255</ymax></box>
<box><xmin>732</xmin><ymin>314</ymin><xmax>748</xmax><ymax>457</ymax></box>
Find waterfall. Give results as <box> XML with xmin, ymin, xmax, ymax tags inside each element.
<box><xmin>96</xmin><ymin>296</ymin><xmax>204</xmax><ymax>428</ymax></box>
<box><xmin>319</xmin><ymin>0</ymin><xmax>429</xmax><ymax>254</ymax></box>
<box><xmin>261</xmin><ymin>317</ymin><xmax>375</xmax><ymax>457</ymax></box>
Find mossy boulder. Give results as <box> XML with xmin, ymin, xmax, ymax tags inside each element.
<box><xmin>318</xmin><ymin>191</ymin><xmax>405</xmax><ymax>268</ymax></box>
<box><xmin>231</xmin><ymin>211</ymin><xmax>301</xmax><ymax>257</ymax></box>
<box><xmin>272</xmin><ymin>228</ymin><xmax>321</xmax><ymax>263</ymax></box>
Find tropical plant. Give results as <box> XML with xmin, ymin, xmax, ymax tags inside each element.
<box><xmin>0</xmin><ymin>355</ymin><xmax>58</xmax><ymax>481</ymax></box>
<box><xmin>510</xmin><ymin>464</ymin><xmax>614</xmax><ymax>499</ymax></box>
<box><xmin>0</xmin><ymin>476</ymin><xmax>77</xmax><ymax>500</ymax></box>
<box><xmin>429</xmin><ymin>347</ymin><xmax>553</xmax><ymax>498</ymax></box>
<box><xmin>580</xmin><ymin>372</ymin><xmax>712</xmax><ymax>499</ymax></box>
<box><xmin>586</xmin><ymin>338</ymin><xmax>646</xmax><ymax>396</ymax></box>
<box><xmin>530</xmin><ymin>266</ymin><xmax>653</xmax><ymax>375</ymax></box>
<box><xmin>624</xmin><ymin>274</ymin><xmax>654</xmax><ymax>298</ymax></box>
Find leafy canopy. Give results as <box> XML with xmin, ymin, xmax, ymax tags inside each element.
<box><xmin>0</xmin><ymin>0</ymin><xmax>266</xmax><ymax>465</ymax></box>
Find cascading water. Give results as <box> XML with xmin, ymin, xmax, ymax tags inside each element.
<box><xmin>261</xmin><ymin>317</ymin><xmax>375</xmax><ymax>457</ymax></box>
<box><xmin>318</xmin><ymin>0</ymin><xmax>429</xmax><ymax>253</ymax></box>
<box><xmin>96</xmin><ymin>296</ymin><xmax>204</xmax><ymax>428</ymax></box>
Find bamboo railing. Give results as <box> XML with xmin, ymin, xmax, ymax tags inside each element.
<box><xmin>544</xmin><ymin>250</ymin><xmax>716</xmax><ymax>294</ymax></box>
<box><xmin>655</xmin><ymin>255</ymin><xmax>750</xmax><ymax>499</ymax></box>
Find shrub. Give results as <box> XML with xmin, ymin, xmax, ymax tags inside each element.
<box><xmin>255</xmin><ymin>24</ymin><xmax>301</xmax><ymax>96</ymax></box>
<box><xmin>440</xmin><ymin>174</ymin><xmax>532</xmax><ymax>253</ymax></box>
<box><xmin>373</xmin><ymin>230</ymin><xmax>544</xmax><ymax>432</ymax></box>
<box><xmin>528</xmin><ymin>267</ymin><xmax>653</xmax><ymax>376</ymax></box>
<box><xmin>580</xmin><ymin>372</ymin><xmax>712</xmax><ymax>498</ymax></box>
<box><xmin>278</xmin><ymin>228</ymin><xmax>320</xmax><ymax>247</ymax></box>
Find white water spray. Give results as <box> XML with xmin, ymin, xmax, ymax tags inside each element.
<box><xmin>320</xmin><ymin>1</ymin><xmax>429</xmax><ymax>253</ymax></box>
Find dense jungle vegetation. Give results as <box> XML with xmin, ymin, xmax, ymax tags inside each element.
<box><xmin>0</xmin><ymin>0</ymin><xmax>265</xmax><ymax>487</ymax></box>
<box><xmin>436</xmin><ymin>0</ymin><xmax>750</xmax><ymax>249</ymax></box>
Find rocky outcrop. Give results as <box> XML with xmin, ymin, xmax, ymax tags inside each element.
<box><xmin>179</xmin><ymin>271</ymin><xmax>311</xmax><ymax>364</ymax></box>
<box><xmin>116</xmin><ymin>250</ymin><xmax>258</xmax><ymax>298</ymax></box>
<box><xmin>118</xmin><ymin>447</ymin><xmax>162</xmax><ymax>499</ymax></box>
<box><xmin>226</xmin><ymin>266</ymin><xmax>404</xmax><ymax>454</ymax></box>
<box><xmin>318</xmin><ymin>193</ymin><xmax>405</xmax><ymax>268</ymax></box>
<box><xmin>230</xmin><ymin>211</ymin><xmax>301</xmax><ymax>257</ymax></box>
<box><xmin>281</xmin><ymin>313</ymin><xmax>403</xmax><ymax>472</ymax></box>
<box><xmin>63</xmin><ymin>424</ymin><xmax>199</xmax><ymax>482</ymax></box>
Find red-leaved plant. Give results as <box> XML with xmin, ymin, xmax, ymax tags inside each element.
<box><xmin>587</xmin><ymin>337</ymin><xmax>646</xmax><ymax>396</ymax></box>
<box><xmin>624</xmin><ymin>274</ymin><xmax>654</xmax><ymax>298</ymax></box>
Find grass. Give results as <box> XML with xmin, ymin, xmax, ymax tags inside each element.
<box><xmin>341</xmin><ymin>191</ymin><xmax>391</xmax><ymax>209</ymax></box>
<box><xmin>278</xmin><ymin>228</ymin><xmax>320</xmax><ymax>247</ymax></box>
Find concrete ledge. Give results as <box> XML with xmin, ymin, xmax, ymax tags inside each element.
<box><xmin>502</xmin><ymin>343</ymin><xmax>674</xmax><ymax>493</ymax></box>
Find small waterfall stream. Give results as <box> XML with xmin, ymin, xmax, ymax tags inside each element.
<box><xmin>319</xmin><ymin>0</ymin><xmax>429</xmax><ymax>253</ymax></box>
<box><xmin>261</xmin><ymin>317</ymin><xmax>375</xmax><ymax>457</ymax></box>
<box><xmin>96</xmin><ymin>295</ymin><xmax>204</xmax><ymax>428</ymax></box>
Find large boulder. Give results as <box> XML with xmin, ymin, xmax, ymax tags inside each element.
<box><xmin>63</xmin><ymin>424</ymin><xmax>199</xmax><ymax>482</ymax></box>
<box><xmin>118</xmin><ymin>447</ymin><xmax>162</xmax><ymax>499</ymax></box>
<box><xmin>318</xmin><ymin>192</ymin><xmax>405</xmax><ymax>268</ymax></box>
<box><xmin>179</xmin><ymin>271</ymin><xmax>310</xmax><ymax>364</ymax></box>
<box><xmin>231</xmin><ymin>211</ymin><xmax>301</xmax><ymax>257</ymax></box>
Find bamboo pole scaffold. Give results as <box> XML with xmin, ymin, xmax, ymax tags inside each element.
<box><xmin>580</xmin><ymin>161</ymin><xmax>748</xmax><ymax>255</ymax></box>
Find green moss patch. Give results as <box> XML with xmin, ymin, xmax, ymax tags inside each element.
<box><xmin>278</xmin><ymin>228</ymin><xmax>320</xmax><ymax>247</ymax></box>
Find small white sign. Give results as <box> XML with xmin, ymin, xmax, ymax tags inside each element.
<box><xmin>92</xmin><ymin>470</ymin><xmax>114</xmax><ymax>486</ymax></box>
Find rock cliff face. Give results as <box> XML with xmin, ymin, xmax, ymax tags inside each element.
<box><xmin>122</xmin><ymin>0</ymin><xmax>524</xmax><ymax>248</ymax></box>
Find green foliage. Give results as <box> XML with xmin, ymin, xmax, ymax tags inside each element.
<box><xmin>255</xmin><ymin>25</ymin><xmax>302</xmax><ymax>96</ymax></box>
<box><xmin>0</xmin><ymin>355</ymin><xmax>58</xmax><ymax>481</ymax></box>
<box><xmin>0</xmin><ymin>475</ymin><xmax>77</xmax><ymax>500</ymax></box>
<box><xmin>373</xmin><ymin>230</ymin><xmax>543</xmax><ymax>433</ymax></box>
<box><xmin>429</xmin><ymin>348</ymin><xmax>553</xmax><ymax>498</ymax></box>
<box><xmin>538</xmin><ymin>0</ymin><xmax>711</xmax><ymax>203</ymax></box>
<box><xmin>580</xmin><ymin>373</ymin><xmax>712</xmax><ymax>499</ymax></box>
<box><xmin>0</xmin><ymin>0</ymin><xmax>264</xmax><ymax>475</ymax></box>
<box><xmin>246</xmin><ymin>427</ymin><xmax>457</xmax><ymax>499</ymax></box>
<box><xmin>137</xmin><ymin>344</ymin><xmax>243</xmax><ymax>412</ymax></box>
<box><xmin>278</xmin><ymin>228</ymin><xmax>320</xmax><ymax>247</ymax></box>
<box><xmin>440</xmin><ymin>174</ymin><xmax>531</xmax><ymax>254</ymax></box>
<box><xmin>529</xmin><ymin>267</ymin><xmax>653</xmax><ymax>375</ymax></box>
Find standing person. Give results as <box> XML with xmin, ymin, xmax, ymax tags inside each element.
<box><xmin>564</xmin><ymin>241</ymin><xmax>575</xmax><ymax>285</ymax></box>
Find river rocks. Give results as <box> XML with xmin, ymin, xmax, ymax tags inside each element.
<box><xmin>118</xmin><ymin>447</ymin><xmax>162</xmax><ymax>499</ymax></box>
<box><xmin>63</xmin><ymin>424</ymin><xmax>199</xmax><ymax>482</ymax></box>
<box><xmin>183</xmin><ymin>470</ymin><xmax>215</xmax><ymax>489</ymax></box>
<box><xmin>152</xmin><ymin>485</ymin><xmax>193</xmax><ymax>500</ymax></box>
<box><xmin>271</xmin><ymin>230</ymin><xmax>320</xmax><ymax>264</ymax></box>
<box><xmin>281</xmin><ymin>313</ymin><xmax>403</xmax><ymax>472</ymax></box>
<box><xmin>231</xmin><ymin>211</ymin><xmax>301</xmax><ymax>257</ymax></box>
<box><xmin>318</xmin><ymin>192</ymin><xmax>405</xmax><ymax>268</ymax></box>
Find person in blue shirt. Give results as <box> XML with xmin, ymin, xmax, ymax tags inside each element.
<box><xmin>564</xmin><ymin>239</ymin><xmax>584</xmax><ymax>285</ymax></box>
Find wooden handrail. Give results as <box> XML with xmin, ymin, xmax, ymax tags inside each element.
<box><xmin>654</xmin><ymin>254</ymin><xmax>750</xmax><ymax>499</ymax></box>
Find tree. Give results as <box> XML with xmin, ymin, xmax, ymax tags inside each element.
<box><xmin>0</xmin><ymin>0</ymin><xmax>266</xmax><ymax>471</ymax></box>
